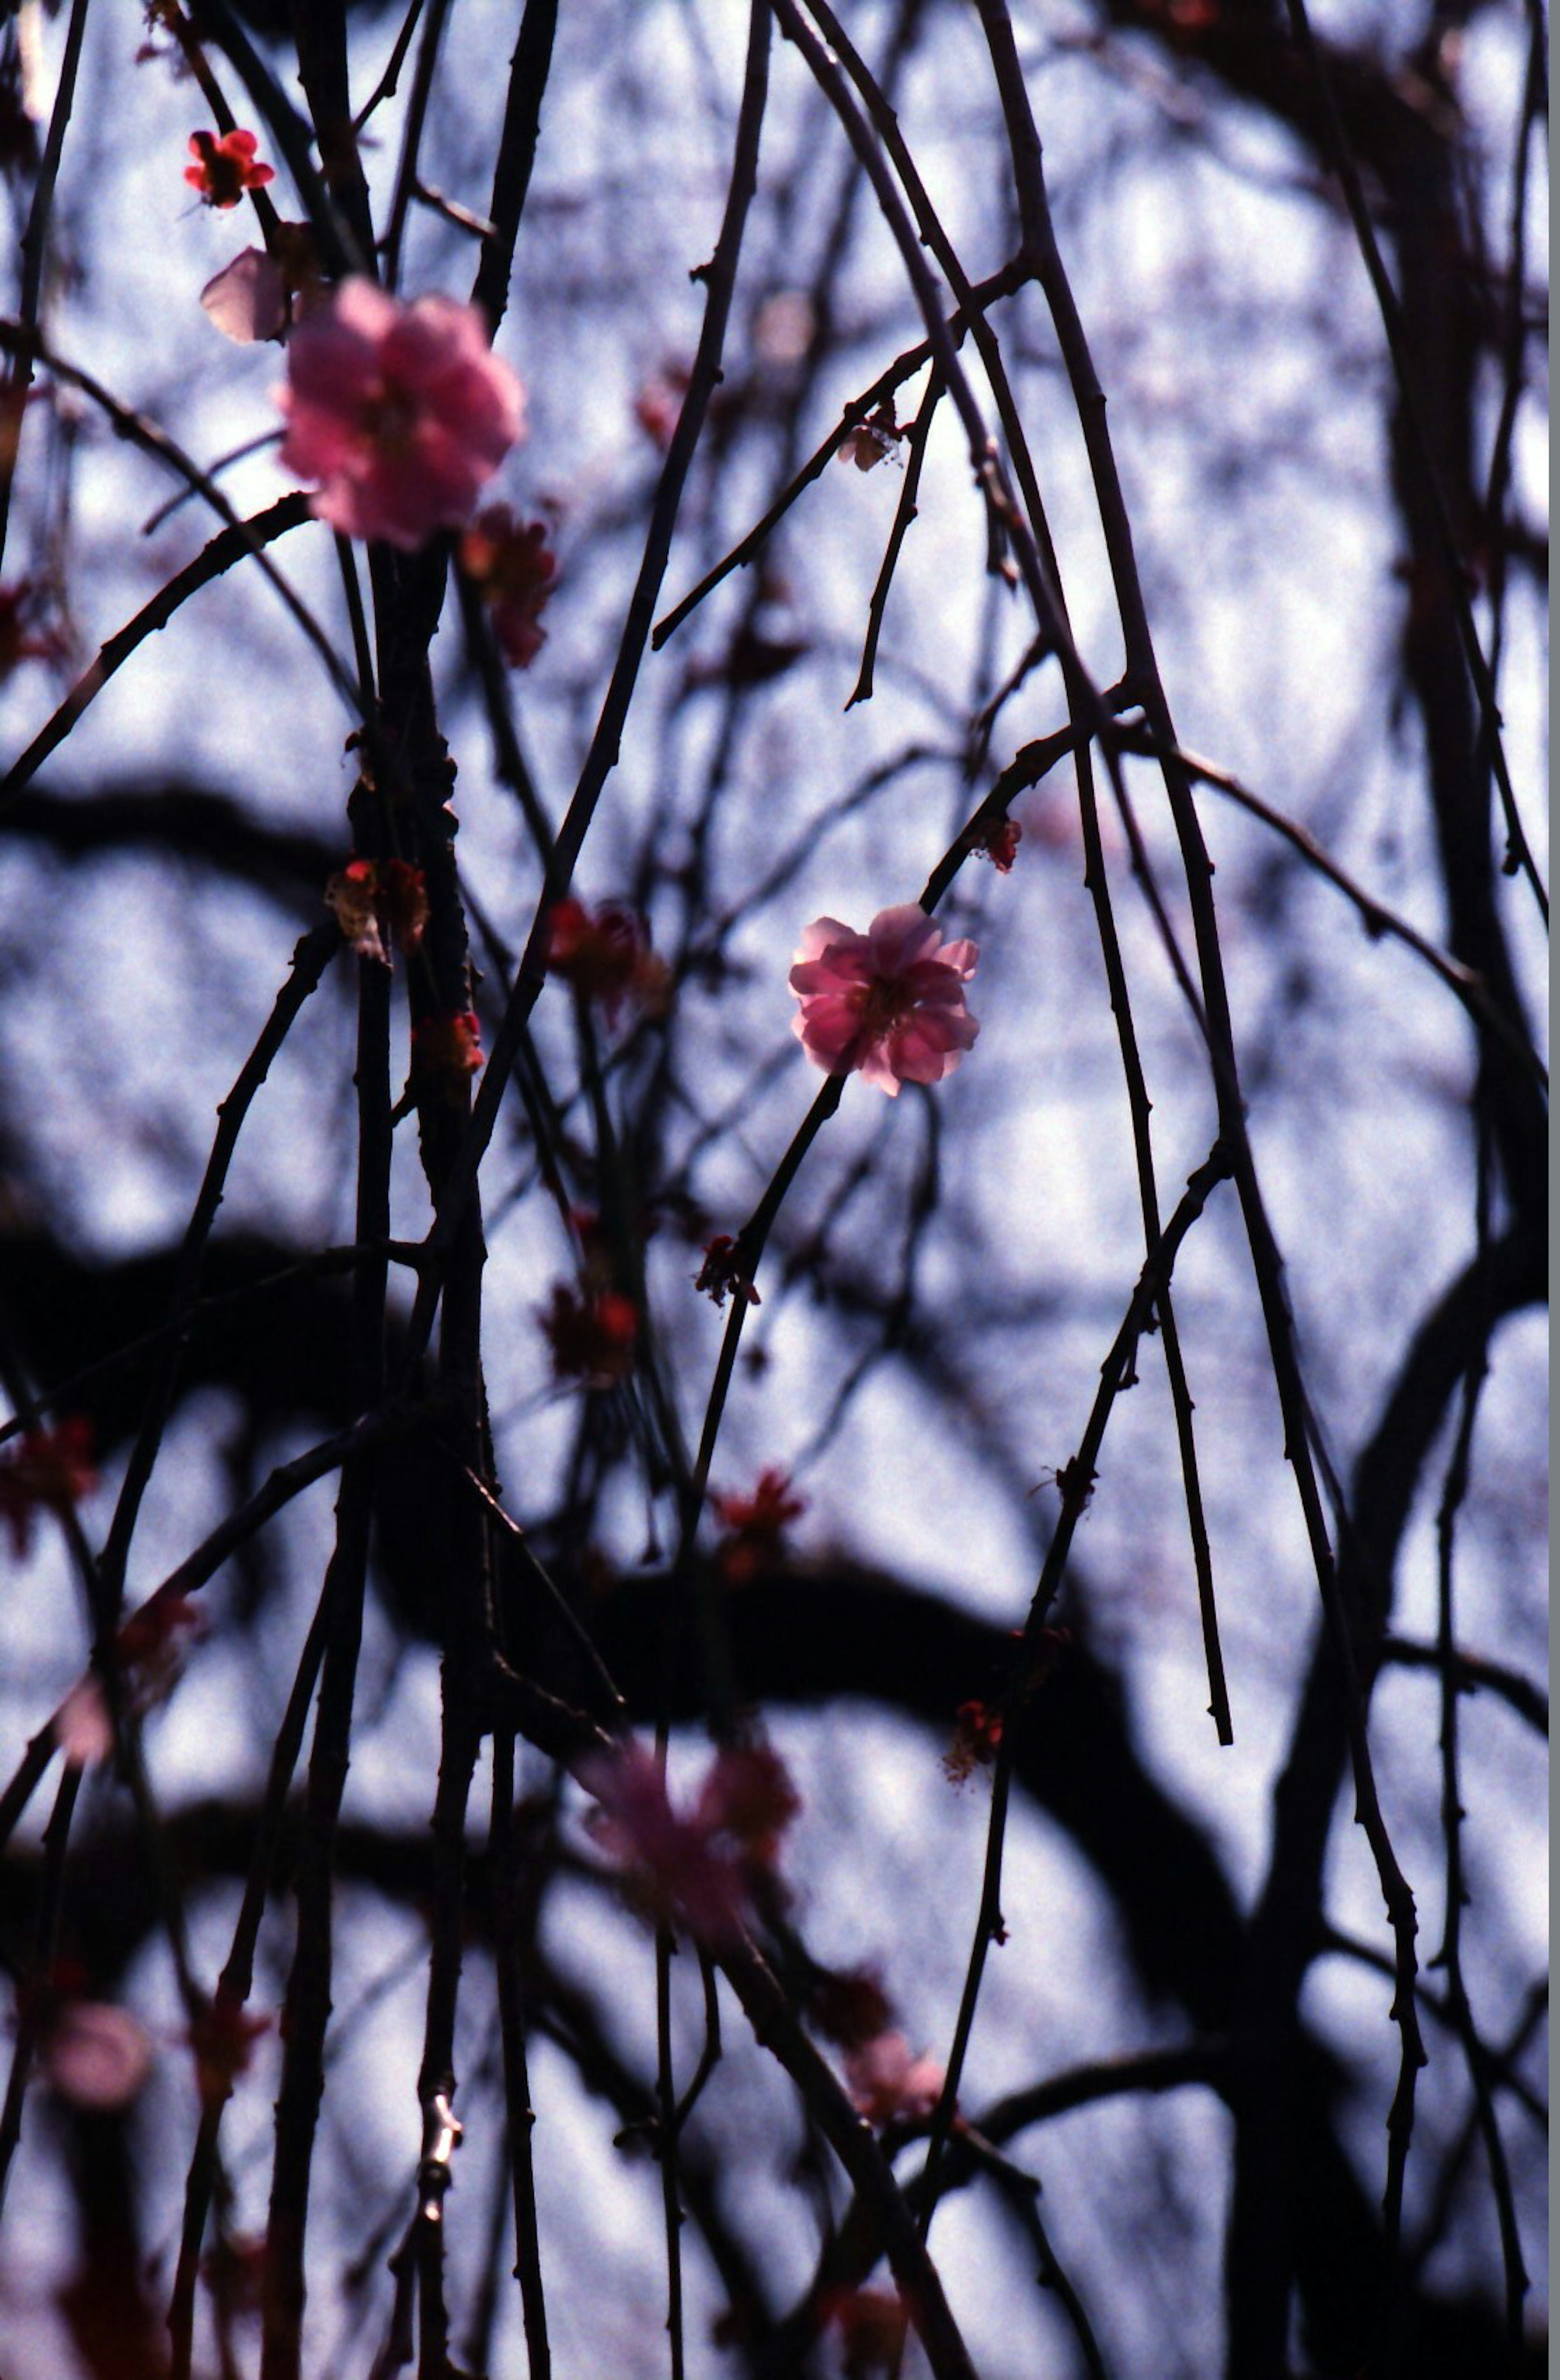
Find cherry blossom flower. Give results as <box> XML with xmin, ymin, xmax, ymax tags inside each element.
<box><xmin>277</xmin><ymin>279</ymin><xmax>524</xmax><ymax>550</ymax></box>
<box><xmin>789</xmin><ymin>905</ymin><xmax>979</xmax><ymax>1096</ymax></box>
<box><xmin>582</xmin><ymin>1738</ymin><xmax>799</xmax><ymax>1943</ymax></box>
<box><xmin>184</xmin><ymin>128</ymin><xmax>274</xmax><ymax>208</ymax></box>
<box><xmin>0</xmin><ymin>1417</ymin><xmax>94</xmax><ymax>1556</ymax></box>
<box><xmin>458</xmin><ymin>505</ymin><xmax>557</xmax><ymax>667</ymax></box>
<box><xmin>711</xmin><ymin>1467</ymin><xmax>804</xmax><ymax>1584</ymax></box>
<box><xmin>201</xmin><ymin>223</ymin><xmax>320</xmax><ymax>345</ymax></box>
<box><xmin>545</xmin><ymin>898</ymin><xmax>670</xmax><ymax>1024</ymax></box>
<box><xmin>325</xmin><ymin>857</ymin><xmax>428</xmax><ymax>964</ymax></box>
<box><xmin>541</xmin><ymin>1284</ymin><xmax>637</xmax><ymax>1388</ymax></box>
<box><xmin>843</xmin><ymin>2030</ymin><xmax>946</xmax><ymax>2127</ymax></box>
<box><xmin>39</xmin><ymin>1998</ymin><xmax>154</xmax><ymax>2111</ymax></box>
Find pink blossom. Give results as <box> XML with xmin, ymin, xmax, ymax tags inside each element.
<box><xmin>277</xmin><ymin>279</ymin><xmax>524</xmax><ymax>550</ymax></box>
<box><xmin>458</xmin><ymin>505</ymin><xmax>557</xmax><ymax>666</ymax></box>
<box><xmin>40</xmin><ymin>2000</ymin><xmax>154</xmax><ymax>2111</ymax></box>
<box><xmin>184</xmin><ymin>128</ymin><xmax>274</xmax><ymax>209</ymax></box>
<box><xmin>843</xmin><ymin>2031</ymin><xmax>946</xmax><ymax>2127</ymax></box>
<box><xmin>202</xmin><ymin>247</ymin><xmax>289</xmax><ymax>344</ymax></box>
<box><xmin>582</xmin><ymin>1739</ymin><xmax>799</xmax><ymax>1944</ymax></box>
<box><xmin>789</xmin><ymin>905</ymin><xmax>979</xmax><ymax>1096</ymax></box>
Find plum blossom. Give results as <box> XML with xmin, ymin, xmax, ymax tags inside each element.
<box><xmin>201</xmin><ymin>223</ymin><xmax>320</xmax><ymax>345</ymax></box>
<box><xmin>0</xmin><ymin>1418</ymin><xmax>94</xmax><ymax>1555</ymax></box>
<box><xmin>277</xmin><ymin>279</ymin><xmax>523</xmax><ymax>549</ymax></box>
<box><xmin>582</xmin><ymin>1739</ymin><xmax>799</xmax><ymax>1943</ymax></box>
<box><xmin>458</xmin><ymin>505</ymin><xmax>557</xmax><ymax>666</ymax></box>
<box><xmin>789</xmin><ymin>905</ymin><xmax>978</xmax><ymax>1096</ymax></box>
<box><xmin>184</xmin><ymin>128</ymin><xmax>274</xmax><ymax>208</ymax></box>
<box><xmin>39</xmin><ymin>1998</ymin><xmax>154</xmax><ymax>2111</ymax></box>
<box><xmin>545</xmin><ymin>897</ymin><xmax>670</xmax><ymax>1024</ymax></box>
<box><xmin>843</xmin><ymin>2030</ymin><xmax>946</xmax><ymax>2127</ymax></box>
<box><xmin>711</xmin><ymin>1467</ymin><xmax>804</xmax><ymax>1584</ymax></box>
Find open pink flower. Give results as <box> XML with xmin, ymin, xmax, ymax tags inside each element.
<box><xmin>39</xmin><ymin>1999</ymin><xmax>154</xmax><ymax>2111</ymax></box>
<box><xmin>789</xmin><ymin>905</ymin><xmax>978</xmax><ymax>1096</ymax></box>
<box><xmin>184</xmin><ymin>128</ymin><xmax>274</xmax><ymax>209</ymax></box>
<box><xmin>277</xmin><ymin>279</ymin><xmax>524</xmax><ymax>550</ymax></box>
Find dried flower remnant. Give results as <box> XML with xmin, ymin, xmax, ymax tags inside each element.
<box><xmin>184</xmin><ymin>127</ymin><xmax>274</xmax><ymax>208</ymax></box>
<box><xmin>541</xmin><ymin>1283</ymin><xmax>637</xmax><ymax>1388</ymax></box>
<box><xmin>0</xmin><ymin>1417</ymin><xmax>95</xmax><ymax>1556</ymax></box>
<box><xmin>942</xmin><ymin>1698</ymin><xmax>1003</xmax><ymax>1786</ymax></box>
<box><xmin>693</xmin><ymin>1234</ymin><xmax>759</xmax><ymax>1310</ymax></box>
<box><xmin>838</xmin><ymin>402</ymin><xmax>905</xmax><ymax>472</ymax></box>
<box><xmin>966</xmin><ymin>814</ymin><xmax>1022</xmax><ymax>872</ymax></box>
<box><xmin>545</xmin><ymin>897</ymin><xmax>670</xmax><ymax>1024</ymax></box>
<box><xmin>459</xmin><ymin>505</ymin><xmax>557</xmax><ymax>666</ymax></box>
<box><xmin>277</xmin><ymin>278</ymin><xmax>523</xmax><ymax>549</ymax></box>
<box><xmin>843</xmin><ymin>2030</ymin><xmax>946</xmax><ymax>2127</ymax></box>
<box><xmin>582</xmin><ymin>1738</ymin><xmax>800</xmax><ymax>1944</ymax></box>
<box><xmin>789</xmin><ymin>905</ymin><xmax>979</xmax><ymax>1096</ymax></box>
<box><xmin>711</xmin><ymin>1466</ymin><xmax>804</xmax><ymax>1584</ymax></box>
<box><xmin>325</xmin><ymin>857</ymin><xmax>429</xmax><ymax>964</ymax></box>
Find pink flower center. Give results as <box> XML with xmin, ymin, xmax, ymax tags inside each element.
<box><xmin>860</xmin><ymin>975</ymin><xmax>912</xmax><ymax>1036</ymax></box>
<box><xmin>364</xmin><ymin>384</ymin><xmax>418</xmax><ymax>452</ymax></box>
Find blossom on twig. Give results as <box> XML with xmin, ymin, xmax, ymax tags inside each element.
<box><xmin>789</xmin><ymin>905</ymin><xmax>978</xmax><ymax>1096</ymax></box>
<box><xmin>201</xmin><ymin>222</ymin><xmax>320</xmax><ymax>345</ymax></box>
<box><xmin>184</xmin><ymin>128</ymin><xmax>274</xmax><ymax>208</ymax></box>
<box><xmin>413</xmin><ymin>1008</ymin><xmax>483</xmax><ymax>1092</ymax></box>
<box><xmin>541</xmin><ymin>1283</ymin><xmax>637</xmax><ymax>1388</ymax></box>
<box><xmin>693</xmin><ymin>1234</ymin><xmax>760</xmax><ymax>1311</ymax></box>
<box><xmin>711</xmin><ymin>1467</ymin><xmax>804</xmax><ymax>1584</ymax></box>
<box><xmin>843</xmin><ymin>2030</ymin><xmax>946</xmax><ymax>2127</ymax></box>
<box><xmin>545</xmin><ymin>898</ymin><xmax>670</xmax><ymax>1025</ymax></box>
<box><xmin>277</xmin><ymin>279</ymin><xmax>524</xmax><ymax>549</ymax></box>
<box><xmin>38</xmin><ymin>1995</ymin><xmax>154</xmax><ymax>2111</ymax></box>
<box><xmin>582</xmin><ymin>1738</ymin><xmax>800</xmax><ymax>1943</ymax></box>
<box><xmin>0</xmin><ymin>1418</ymin><xmax>94</xmax><ymax>1557</ymax></box>
<box><xmin>458</xmin><ymin>505</ymin><xmax>557</xmax><ymax>667</ymax></box>
<box><xmin>53</xmin><ymin>1588</ymin><xmax>205</xmax><ymax>1768</ymax></box>
<box><xmin>324</xmin><ymin>857</ymin><xmax>429</xmax><ymax>965</ymax></box>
